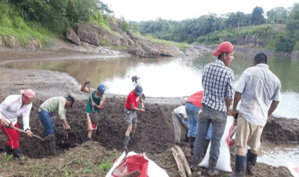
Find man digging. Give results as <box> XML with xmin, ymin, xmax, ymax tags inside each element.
<box><xmin>123</xmin><ymin>85</ymin><xmax>145</xmax><ymax>151</ymax></box>
<box><xmin>38</xmin><ymin>95</ymin><xmax>75</xmax><ymax>155</ymax></box>
<box><xmin>0</xmin><ymin>89</ymin><xmax>35</xmax><ymax>158</ymax></box>
<box><xmin>81</xmin><ymin>80</ymin><xmax>106</xmax><ymax>141</ymax></box>
<box><xmin>229</xmin><ymin>53</ymin><xmax>281</xmax><ymax>177</ymax></box>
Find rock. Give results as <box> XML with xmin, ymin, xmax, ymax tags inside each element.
<box><xmin>73</xmin><ymin>24</ymin><xmax>99</xmax><ymax>46</ymax></box>
<box><xmin>7</xmin><ymin>35</ymin><xmax>18</xmax><ymax>48</ymax></box>
<box><xmin>66</xmin><ymin>28</ymin><xmax>80</xmax><ymax>45</ymax></box>
<box><xmin>26</xmin><ymin>39</ymin><xmax>42</xmax><ymax>50</ymax></box>
<box><xmin>98</xmin><ymin>27</ymin><xmax>122</xmax><ymax>46</ymax></box>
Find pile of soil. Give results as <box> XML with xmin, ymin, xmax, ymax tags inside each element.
<box><xmin>0</xmin><ymin>96</ymin><xmax>177</xmax><ymax>158</ymax></box>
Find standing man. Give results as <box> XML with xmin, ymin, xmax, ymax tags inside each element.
<box><xmin>123</xmin><ymin>85</ymin><xmax>145</xmax><ymax>151</ymax></box>
<box><xmin>191</xmin><ymin>41</ymin><xmax>235</xmax><ymax>176</ymax></box>
<box><xmin>0</xmin><ymin>89</ymin><xmax>35</xmax><ymax>158</ymax></box>
<box><xmin>185</xmin><ymin>91</ymin><xmax>212</xmax><ymax>153</ymax></box>
<box><xmin>81</xmin><ymin>80</ymin><xmax>106</xmax><ymax>141</ymax></box>
<box><xmin>229</xmin><ymin>53</ymin><xmax>281</xmax><ymax>177</ymax></box>
<box><xmin>38</xmin><ymin>95</ymin><xmax>75</xmax><ymax>155</ymax></box>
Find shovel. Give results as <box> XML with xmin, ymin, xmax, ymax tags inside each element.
<box><xmin>7</xmin><ymin>124</ymin><xmax>44</xmax><ymax>141</ymax></box>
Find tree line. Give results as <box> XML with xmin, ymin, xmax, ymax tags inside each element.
<box><xmin>2</xmin><ymin>0</ymin><xmax>113</xmax><ymax>34</ymax></box>
<box><xmin>129</xmin><ymin>4</ymin><xmax>299</xmax><ymax>52</ymax></box>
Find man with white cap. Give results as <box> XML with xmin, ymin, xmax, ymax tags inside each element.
<box><xmin>191</xmin><ymin>41</ymin><xmax>235</xmax><ymax>175</ymax></box>
<box><xmin>0</xmin><ymin>89</ymin><xmax>35</xmax><ymax>158</ymax></box>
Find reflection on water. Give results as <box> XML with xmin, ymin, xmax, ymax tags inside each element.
<box><xmin>3</xmin><ymin>53</ymin><xmax>299</xmax><ymax>118</ymax></box>
<box><xmin>258</xmin><ymin>143</ymin><xmax>299</xmax><ymax>168</ymax></box>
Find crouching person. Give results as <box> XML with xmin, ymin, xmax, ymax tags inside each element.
<box><xmin>172</xmin><ymin>105</ymin><xmax>189</xmax><ymax>144</ymax></box>
<box><xmin>0</xmin><ymin>89</ymin><xmax>35</xmax><ymax>158</ymax></box>
<box><xmin>38</xmin><ymin>95</ymin><xmax>75</xmax><ymax>155</ymax></box>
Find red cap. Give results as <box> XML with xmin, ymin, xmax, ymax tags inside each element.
<box><xmin>212</xmin><ymin>42</ymin><xmax>234</xmax><ymax>56</ymax></box>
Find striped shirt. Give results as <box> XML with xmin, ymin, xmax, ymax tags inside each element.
<box><xmin>40</xmin><ymin>97</ymin><xmax>66</xmax><ymax>120</ymax></box>
<box><xmin>0</xmin><ymin>95</ymin><xmax>32</xmax><ymax>130</ymax></box>
<box><xmin>202</xmin><ymin>59</ymin><xmax>234</xmax><ymax>112</ymax></box>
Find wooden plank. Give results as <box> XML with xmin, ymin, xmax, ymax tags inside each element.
<box><xmin>171</xmin><ymin>147</ymin><xmax>187</xmax><ymax>177</ymax></box>
<box><xmin>174</xmin><ymin>145</ymin><xmax>192</xmax><ymax>177</ymax></box>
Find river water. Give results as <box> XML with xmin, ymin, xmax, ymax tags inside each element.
<box><xmin>3</xmin><ymin>53</ymin><xmax>299</xmax><ymax>168</ymax></box>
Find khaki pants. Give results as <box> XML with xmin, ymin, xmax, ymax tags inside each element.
<box><xmin>235</xmin><ymin>114</ymin><xmax>264</xmax><ymax>151</ymax></box>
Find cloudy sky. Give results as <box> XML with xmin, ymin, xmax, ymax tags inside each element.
<box><xmin>101</xmin><ymin>0</ymin><xmax>298</xmax><ymax>22</ymax></box>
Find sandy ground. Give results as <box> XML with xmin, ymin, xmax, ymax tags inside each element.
<box><xmin>0</xmin><ymin>49</ymin><xmax>297</xmax><ymax>177</ymax></box>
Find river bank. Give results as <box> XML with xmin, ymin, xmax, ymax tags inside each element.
<box><xmin>0</xmin><ymin>49</ymin><xmax>297</xmax><ymax>177</ymax></box>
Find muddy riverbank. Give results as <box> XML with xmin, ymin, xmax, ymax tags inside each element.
<box><xmin>0</xmin><ymin>49</ymin><xmax>297</xmax><ymax>176</ymax></box>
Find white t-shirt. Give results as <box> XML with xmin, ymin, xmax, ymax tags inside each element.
<box><xmin>235</xmin><ymin>64</ymin><xmax>281</xmax><ymax>126</ymax></box>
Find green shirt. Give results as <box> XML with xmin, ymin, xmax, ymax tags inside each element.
<box><xmin>85</xmin><ymin>91</ymin><xmax>103</xmax><ymax>115</ymax></box>
<box><xmin>40</xmin><ymin>97</ymin><xmax>66</xmax><ymax>120</ymax></box>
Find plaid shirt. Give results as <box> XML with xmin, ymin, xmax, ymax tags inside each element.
<box><xmin>202</xmin><ymin>59</ymin><xmax>234</xmax><ymax>112</ymax></box>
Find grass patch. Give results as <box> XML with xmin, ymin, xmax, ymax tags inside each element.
<box><xmin>89</xmin><ymin>11</ymin><xmax>118</xmax><ymax>36</ymax></box>
<box><xmin>145</xmin><ymin>34</ymin><xmax>189</xmax><ymax>51</ymax></box>
<box><xmin>98</xmin><ymin>159</ymin><xmax>113</xmax><ymax>172</ymax></box>
<box><xmin>0</xmin><ymin>3</ymin><xmax>54</xmax><ymax>48</ymax></box>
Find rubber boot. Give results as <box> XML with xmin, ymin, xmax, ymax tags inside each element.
<box><xmin>124</xmin><ymin>136</ymin><xmax>130</xmax><ymax>151</ymax></box>
<box><xmin>190</xmin><ymin>155</ymin><xmax>200</xmax><ymax>172</ymax></box>
<box><xmin>49</xmin><ymin>139</ymin><xmax>56</xmax><ymax>156</ymax></box>
<box><xmin>5</xmin><ymin>145</ymin><xmax>13</xmax><ymax>155</ymax></box>
<box><xmin>129</xmin><ymin>132</ymin><xmax>135</xmax><ymax>143</ymax></box>
<box><xmin>12</xmin><ymin>148</ymin><xmax>23</xmax><ymax>158</ymax></box>
<box><xmin>207</xmin><ymin>159</ymin><xmax>220</xmax><ymax>176</ymax></box>
<box><xmin>44</xmin><ymin>134</ymin><xmax>55</xmax><ymax>141</ymax></box>
<box><xmin>228</xmin><ymin>155</ymin><xmax>247</xmax><ymax>177</ymax></box>
<box><xmin>190</xmin><ymin>136</ymin><xmax>196</xmax><ymax>154</ymax></box>
<box><xmin>247</xmin><ymin>150</ymin><xmax>257</xmax><ymax>175</ymax></box>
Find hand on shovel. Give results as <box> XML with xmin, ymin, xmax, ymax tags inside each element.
<box><xmin>26</xmin><ymin>129</ymin><xmax>33</xmax><ymax>138</ymax></box>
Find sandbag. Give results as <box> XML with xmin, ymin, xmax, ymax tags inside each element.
<box><xmin>199</xmin><ymin>116</ymin><xmax>234</xmax><ymax>172</ymax></box>
<box><xmin>106</xmin><ymin>151</ymin><xmax>169</xmax><ymax>177</ymax></box>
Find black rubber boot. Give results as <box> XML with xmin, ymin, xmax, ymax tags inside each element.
<box><xmin>124</xmin><ymin>136</ymin><xmax>130</xmax><ymax>151</ymax></box>
<box><xmin>228</xmin><ymin>155</ymin><xmax>247</xmax><ymax>177</ymax></box>
<box><xmin>207</xmin><ymin>159</ymin><xmax>220</xmax><ymax>176</ymax></box>
<box><xmin>129</xmin><ymin>132</ymin><xmax>135</xmax><ymax>143</ymax></box>
<box><xmin>190</xmin><ymin>155</ymin><xmax>200</xmax><ymax>172</ymax></box>
<box><xmin>5</xmin><ymin>145</ymin><xmax>13</xmax><ymax>155</ymax></box>
<box><xmin>49</xmin><ymin>139</ymin><xmax>57</xmax><ymax>156</ymax></box>
<box><xmin>12</xmin><ymin>148</ymin><xmax>23</xmax><ymax>158</ymax></box>
<box><xmin>190</xmin><ymin>136</ymin><xmax>196</xmax><ymax>154</ymax></box>
<box><xmin>185</xmin><ymin>134</ymin><xmax>190</xmax><ymax>143</ymax></box>
<box><xmin>247</xmin><ymin>150</ymin><xmax>257</xmax><ymax>175</ymax></box>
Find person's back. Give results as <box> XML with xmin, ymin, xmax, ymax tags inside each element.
<box><xmin>238</xmin><ymin>64</ymin><xmax>281</xmax><ymax>126</ymax></box>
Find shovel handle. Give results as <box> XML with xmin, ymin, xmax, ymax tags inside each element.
<box><xmin>8</xmin><ymin>125</ymin><xmax>44</xmax><ymax>141</ymax></box>
<box><xmin>87</xmin><ymin>84</ymin><xmax>94</xmax><ymax>112</ymax></box>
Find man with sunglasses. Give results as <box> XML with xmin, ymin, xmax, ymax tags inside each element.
<box><xmin>0</xmin><ymin>89</ymin><xmax>35</xmax><ymax>158</ymax></box>
<box><xmin>38</xmin><ymin>95</ymin><xmax>75</xmax><ymax>155</ymax></box>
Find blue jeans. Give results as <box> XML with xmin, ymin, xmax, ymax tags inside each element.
<box><xmin>38</xmin><ymin>109</ymin><xmax>55</xmax><ymax>135</ymax></box>
<box><xmin>185</xmin><ymin>102</ymin><xmax>200</xmax><ymax>138</ymax></box>
<box><xmin>193</xmin><ymin>104</ymin><xmax>227</xmax><ymax>161</ymax></box>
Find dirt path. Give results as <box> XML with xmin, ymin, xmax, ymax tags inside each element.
<box><xmin>0</xmin><ymin>49</ymin><xmax>297</xmax><ymax>177</ymax></box>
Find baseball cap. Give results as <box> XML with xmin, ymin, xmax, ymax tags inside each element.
<box><xmin>66</xmin><ymin>95</ymin><xmax>75</xmax><ymax>107</ymax></box>
<box><xmin>212</xmin><ymin>42</ymin><xmax>234</xmax><ymax>56</ymax></box>
<box><xmin>135</xmin><ymin>85</ymin><xmax>143</xmax><ymax>96</ymax></box>
<box><xmin>97</xmin><ymin>84</ymin><xmax>105</xmax><ymax>93</ymax></box>
<box><xmin>20</xmin><ymin>89</ymin><xmax>35</xmax><ymax>99</ymax></box>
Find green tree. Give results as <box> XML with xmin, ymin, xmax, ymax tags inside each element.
<box><xmin>267</xmin><ymin>7</ymin><xmax>288</xmax><ymax>24</ymax></box>
<box><xmin>252</xmin><ymin>6</ymin><xmax>265</xmax><ymax>25</ymax></box>
<box><xmin>275</xmin><ymin>35</ymin><xmax>296</xmax><ymax>52</ymax></box>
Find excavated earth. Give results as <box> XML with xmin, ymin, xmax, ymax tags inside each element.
<box><xmin>0</xmin><ymin>49</ymin><xmax>297</xmax><ymax>176</ymax></box>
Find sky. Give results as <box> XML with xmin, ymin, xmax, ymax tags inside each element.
<box><xmin>101</xmin><ymin>0</ymin><xmax>298</xmax><ymax>22</ymax></box>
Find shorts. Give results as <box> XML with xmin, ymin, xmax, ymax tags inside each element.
<box><xmin>235</xmin><ymin>113</ymin><xmax>264</xmax><ymax>151</ymax></box>
<box><xmin>125</xmin><ymin>109</ymin><xmax>137</xmax><ymax>126</ymax></box>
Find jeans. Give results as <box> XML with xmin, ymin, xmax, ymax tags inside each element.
<box><xmin>193</xmin><ymin>104</ymin><xmax>227</xmax><ymax>161</ymax></box>
<box><xmin>39</xmin><ymin>109</ymin><xmax>55</xmax><ymax>135</ymax></box>
<box><xmin>185</xmin><ymin>102</ymin><xmax>200</xmax><ymax>138</ymax></box>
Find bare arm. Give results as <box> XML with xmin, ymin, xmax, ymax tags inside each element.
<box><xmin>81</xmin><ymin>80</ymin><xmax>95</xmax><ymax>93</ymax></box>
<box><xmin>94</xmin><ymin>95</ymin><xmax>106</xmax><ymax>110</ymax></box>
<box><xmin>130</xmin><ymin>102</ymin><xmax>145</xmax><ymax>113</ymax></box>
<box><xmin>230</xmin><ymin>92</ymin><xmax>242</xmax><ymax>116</ymax></box>
<box><xmin>62</xmin><ymin>119</ymin><xmax>70</xmax><ymax>129</ymax></box>
<box><xmin>268</xmin><ymin>101</ymin><xmax>279</xmax><ymax>117</ymax></box>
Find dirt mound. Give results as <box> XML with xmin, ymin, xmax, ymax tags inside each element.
<box><xmin>262</xmin><ymin>117</ymin><xmax>299</xmax><ymax>144</ymax></box>
<box><xmin>0</xmin><ymin>96</ymin><xmax>177</xmax><ymax>158</ymax></box>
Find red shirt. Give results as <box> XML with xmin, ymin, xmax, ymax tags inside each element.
<box><xmin>125</xmin><ymin>90</ymin><xmax>140</xmax><ymax>110</ymax></box>
<box><xmin>186</xmin><ymin>91</ymin><xmax>203</xmax><ymax>108</ymax></box>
